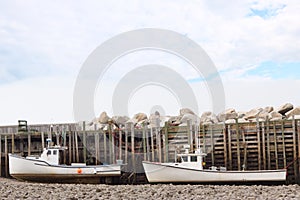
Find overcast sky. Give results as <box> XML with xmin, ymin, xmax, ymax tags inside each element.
<box><xmin>0</xmin><ymin>0</ymin><xmax>300</xmax><ymax>125</ymax></box>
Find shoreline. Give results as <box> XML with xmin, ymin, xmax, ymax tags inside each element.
<box><xmin>0</xmin><ymin>177</ymin><xmax>299</xmax><ymax>199</ymax></box>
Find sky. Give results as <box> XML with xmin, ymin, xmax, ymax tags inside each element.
<box><xmin>0</xmin><ymin>0</ymin><xmax>300</xmax><ymax>125</ymax></box>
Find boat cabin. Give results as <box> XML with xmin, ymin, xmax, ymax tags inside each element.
<box><xmin>26</xmin><ymin>146</ymin><xmax>66</xmax><ymax>165</ymax></box>
<box><xmin>175</xmin><ymin>148</ymin><xmax>207</xmax><ymax>170</ymax></box>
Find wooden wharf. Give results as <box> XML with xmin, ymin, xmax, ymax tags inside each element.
<box><xmin>1</xmin><ymin>118</ymin><xmax>300</xmax><ymax>184</ymax></box>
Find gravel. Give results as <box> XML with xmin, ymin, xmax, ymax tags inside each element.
<box><xmin>0</xmin><ymin>178</ymin><xmax>299</xmax><ymax>200</ymax></box>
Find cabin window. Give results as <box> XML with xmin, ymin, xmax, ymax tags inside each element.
<box><xmin>47</xmin><ymin>150</ymin><xmax>51</xmax><ymax>156</ymax></box>
<box><xmin>191</xmin><ymin>156</ymin><xmax>197</xmax><ymax>162</ymax></box>
<box><xmin>53</xmin><ymin>150</ymin><xmax>57</xmax><ymax>155</ymax></box>
<box><xmin>181</xmin><ymin>156</ymin><xmax>188</xmax><ymax>162</ymax></box>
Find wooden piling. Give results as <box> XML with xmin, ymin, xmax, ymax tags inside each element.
<box><xmin>256</xmin><ymin>119</ymin><xmax>261</xmax><ymax>170</ymax></box>
<box><xmin>228</xmin><ymin>125</ymin><xmax>232</xmax><ymax>170</ymax></box>
<box><xmin>11</xmin><ymin>132</ymin><xmax>14</xmax><ymax>154</ymax></box>
<box><xmin>273</xmin><ymin>122</ymin><xmax>278</xmax><ymax>169</ymax></box>
<box><xmin>266</xmin><ymin>119</ymin><xmax>271</xmax><ymax>169</ymax></box>
<box><xmin>68</xmin><ymin>130</ymin><xmax>72</xmax><ymax>163</ymax></box>
<box><xmin>242</xmin><ymin>127</ymin><xmax>247</xmax><ymax>170</ymax></box>
<box><xmin>150</xmin><ymin>127</ymin><xmax>154</xmax><ymax>161</ymax></box>
<box><xmin>164</xmin><ymin>123</ymin><xmax>169</xmax><ymax>162</ymax></box>
<box><xmin>75</xmin><ymin>131</ymin><xmax>79</xmax><ymax>163</ymax></box>
<box><xmin>119</xmin><ymin>128</ymin><xmax>122</xmax><ymax>160</ymax></box>
<box><xmin>236</xmin><ymin>120</ymin><xmax>241</xmax><ymax>171</ymax></box>
<box><xmin>210</xmin><ymin>125</ymin><xmax>214</xmax><ymax>166</ymax></box>
<box><xmin>262</xmin><ymin>122</ymin><xmax>266</xmax><ymax>170</ymax></box>
<box><xmin>292</xmin><ymin>117</ymin><xmax>298</xmax><ymax>180</ymax></box>
<box><xmin>104</xmin><ymin>131</ymin><xmax>107</xmax><ymax>164</ymax></box>
<box><xmin>5</xmin><ymin>135</ymin><xmax>8</xmax><ymax>177</ymax></box>
<box><xmin>83</xmin><ymin>122</ymin><xmax>87</xmax><ymax>163</ymax></box>
<box><xmin>222</xmin><ymin>123</ymin><xmax>227</xmax><ymax>168</ymax></box>
<box><xmin>146</xmin><ymin>125</ymin><xmax>150</xmax><ymax>161</ymax></box>
<box><xmin>41</xmin><ymin>132</ymin><xmax>45</xmax><ymax>149</ymax></box>
<box><xmin>125</xmin><ymin>124</ymin><xmax>128</xmax><ymax>164</ymax></box>
<box><xmin>28</xmin><ymin>132</ymin><xmax>31</xmax><ymax>156</ymax></box>
<box><xmin>143</xmin><ymin>124</ymin><xmax>147</xmax><ymax>160</ymax></box>
<box><xmin>281</xmin><ymin>120</ymin><xmax>286</xmax><ymax>168</ymax></box>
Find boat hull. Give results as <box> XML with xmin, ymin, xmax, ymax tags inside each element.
<box><xmin>9</xmin><ymin>154</ymin><xmax>121</xmax><ymax>183</ymax></box>
<box><xmin>142</xmin><ymin>161</ymin><xmax>287</xmax><ymax>183</ymax></box>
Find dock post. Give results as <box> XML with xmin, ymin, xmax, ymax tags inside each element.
<box><xmin>164</xmin><ymin>122</ymin><xmax>169</xmax><ymax>162</ymax></box>
<box><xmin>228</xmin><ymin>125</ymin><xmax>232</xmax><ymax>170</ymax></box>
<box><xmin>125</xmin><ymin>123</ymin><xmax>128</xmax><ymax>164</ymax></box>
<box><xmin>187</xmin><ymin>120</ymin><xmax>192</xmax><ymax>152</ymax></box>
<box><xmin>5</xmin><ymin>135</ymin><xmax>8</xmax><ymax>177</ymax></box>
<box><xmin>83</xmin><ymin>122</ymin><xmax>87</xmax><ymax>163</ymax></box>
<box><xmin>292</xmin><ymin>117</ymin><xmax>298</xmax><ymax>180</ymax></box>
<box><xmin>41</xmin><ymin>132</ymin><xmax>45</xmax><ymax>149</ymax></box>
<box><xmin>256</xmin><ymin>119</ymin><xmax>261</xmax><ymax>170</ymax></box>
<box><xmin>262</xmin><ymin>122</ymin><xmax>266</xmax><ymax>170</ymax></box>
<box><xmin>108</xmin><ymin>124</ymin><xmax>113</xmax><ymax>164</ymax></box>
<box><xmin>281</xmin><ymin>120</ymin><xmax>286</xmax><ymax>168</ymax></box>
<box><xmin>143</xmin><ymin>123</ymin><xmax>147</xmax><ymax>161</ymax></box>
<box><xmin>75</xmin><ymin>130</ymin><xmax>79</xmax><ymax>163</ymax></box>
<box><xmin>210</xmin><ymin>124</ymin><xmax>214</xmax><ymax>166</ymax></box>
<box><xmin>119</xmin><ymin>128</ymin><xmax>122</xmax><ymax>160</ymax></box>
<box><xmin>146</xmin><ymin>126</ymin><xmax>150</xmax><ymax>161</ymax></box>
<box><xmin>235</xmin><ymin>119</ymin><xmax>241</xmax><ymax>171</ymax></box>
<box><xmin>222</xmin><ymin>123</ymin><xmax>227</xmax><ymax>168</ymax></box>
<box><xmin>242</xmin><ymin>126</ymin><xmax>247</xmax><ymax>170</ymax></box>
<box><xmin>68</xmin><ymin>127</ymin><xmax>72</xmax><ymax>164</ymax></box>
<box><xmin>266</xmin><ymin>118</ymin><xmax>271</xmax><ymax>169</ymax></box>
<box><xmin>130</xmin><ymin>123</ymin><xmax>136</xmax><ymax>183</ymax></box>
<box><xmin>11</xmin><ymin>132</ymin><xmax>14</xmax><ymax>154</ymax></box>
<box><xmin>150</xmin><ymin>127</ymin><xmax>155</xmax><ymax>161</ymax></box>
<box><xmin>28</xmin><ymin>132</ymin><xmax>31</xmax><ymax>156</ymax></box>
<box><xmin>273</xmin><ymin>122</ymin><xmax>278</xmax><ymax>169</ymax></box>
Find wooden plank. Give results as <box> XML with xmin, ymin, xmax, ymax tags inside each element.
<box><xmin>242</xmin><ymin>127</ymin><xmax>247</xmax><ymax>170</ymax></box>
<box><xmin>202</xmin><ymin>125</ymin><xmax>206</xmax><ymax>153</ymax></box>
<box><xmin>104</xmin><ymin>131</ymin><xmax>107</xmax><ymax>164</ymax></box>
<box><xmin>125</xmin><ymin>124</ymin><xmax>128</xmax><ymax>164</ymax></box>
<box><xmin>63</xmin><ymin>129</ymin><xmax>66</xmax><ymax>164</ymax></box>
<box><xmin>83</xmin><ymin>121</ymin><xmax>87</xmax><ymax>163</ymax></box>
<box><xmin>143</xmin><ymin>124</ymin><xmax>147</xmax><ymax>160</ymax></box>
<box><xmin>41</xmin><ymin>132</ymin><xmax>45</xmax><ymax>149</ymax></box>
<box><xmin>262</xmin><ymin>122</ymin><xmax>266</xmax><ymax>170</ymax></box>
<box><xmin>131</xmin><ymin>123</ymin><xmax>136</xmax><ymax>175</ymax></box>
<box><xmin>274</xmin><ymin>122</ymin><xmax>278</xmax><ymax>169</ymax></box>
<box><xmin>256</xmin><ymin>119</ymin><xmax>261</xmax><ymax>170</ymax></box>
<box><xmin>75</xmin><ymin>131</ymin><xmax>79</xmax><ymax>163</ymax></box>
<box><xmin>109</xmin><ymin>124</ymin><xmax>113</xmax><ymax>164</ymax></box>
<box><xmin>236</xmin><ymin>120</ymin><xmax>241</xmax><ymax>171</ymax></box>
<box><xmin>157</xmin><ymin>127</ymin><xmax>162</xmax><ymax>162</ymax></box>
<box><xmin>11</xmin><ymin>132</ymin><xmax>14</xmax><ymax>154</ymax></box>
<box><xmin>292</xmin><ymin>117</ymin><xmax>298</xmax><ymax>180</ymax></box>
<box><xmin>5</xmin><ymin>135</ymin><xmax>8</xmax><ymax>177</ymax></box>
<box><xmin>72</xmin><ymin>130</ymin><xmax>75</xmax><ymax>163</ymax></box>
<box><xmin>68</xmin><ymin>130</ymin><xmax>72</xmax><ymax>163</ymax></box>
<box><xmin>266</xmin><ymin>119</ymin><xmax>271</xmax><ymax>169</ymax></box>
<box><xmin>150</xmin><ymin>127</ymin><xmax>154</xmax><ymax>161</ymax></box>
<box><xmin>281</xmin><ymin>120</ymin><xmax>286</xmax><ymax>168</ymax></box>
<box><xmin>111</xmin><ymin>125</ymin><xmax>115</xmax><ymax>164</ymax></box>
<box><xmin>222</xmin><ymin>123</ymin><xmax>227</xmax><ymax>168</ymax></box>
<box><xmin>187</xmin><ymin>120</ymin><xmax>191</xmax><ymax>151</ymax></box>
<box><xmin>119</xmin><ymin>129</ymin><xmax>122</xmax><ymax>160</ymax></box>
<box><xmin>210</xmin><ymin>125</ymin><xmax>214</xmax><ymax>166</ymax></box>
<box><xmin>164</xmin><ymin>122</ymin><xmax>169</xmax><ymax>162</ymax></box>
<box><xmin>146</xmin><ymin>127</ymin><xmax>150</xmax><ymax>161</ymax></box>
<box><xmin>94</xmin><ymin>132</ymin><xmax>98</xmax><ymax>165</ymax></box>
<box><xmin>28</xmin><ymin>132</ymin><xmax>31</xmax><ymax>156</ymax></box>
<box><xmin>228</xmin><ymin>125</ymin><xmax>232</xmax><ymax>170</ymax></box>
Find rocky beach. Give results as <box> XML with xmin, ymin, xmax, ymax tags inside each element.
<box><xmin>0</xmin><ymin>178</ymin><xmax>299</xmax><ymax>200</ymax></box>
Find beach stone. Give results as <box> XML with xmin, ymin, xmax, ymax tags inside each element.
<box><xmin>285</xmin><ymin>107</ymin><xmax>300</xmax><ymax>119</ymax></box>
<box><xmin>238</xmin><ymin>111</ymin><xmax>246</xmax><ymax>118</ymax></box>
<box><xmin>111</xmin><ymin>116</ymin><xmax>130</xmax><ymax>127</ymax></box>
<box><xmin>179</xmin><ymin>108</ymin><xmax>195</xmax><ymax>116</ymax></box>
<box><xmin>264</xmin><ymin>106</ymin><xmax>274</xmax><ymax>113</ymax></box>
<box><xmin>244</xmin><ymin>108</ymin><xmax>263</xmax><ymax>120</ymax></box>
<box><xmin>200</xmin><ymin>111</ymin><xmax>218</xmax><ymax>124</ymax></box>
<box><xmin>133</xmin><ymin>112</ymin><xmax>148</xmax><ymax>122</ymax></box>
<box><xmin>180</xmin><ymin>113</ymin><xmax>200</xmax><ymax>124</ymax></box>
<box><xmin>277</xmin><ymin>103</ymin><xmax>293</xmax><ymax>115</ymax></box>
<box><xmin>217</xmin><ymin>108</ymin><xmax>238</xmax><ymax>122</ymax></box>
<box><xmin>98</xmin><ymin>112</ymin><xmax>110</xmax><ymax>124</ymax></box>
<box><xmin>269</xmin><ymin>111</ymin><xmax>283</xmax><ymax>121</ymax></box>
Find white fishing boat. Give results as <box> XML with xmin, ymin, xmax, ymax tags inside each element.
<box><xmin>143</xmin><ymin>146</ymin><xmax>287</xmax><ymax>183</ymax></box>
<box><xmin>9</xmin><ymin>140</ymin><xmax>122</xmax><ymax>183</ymax></box>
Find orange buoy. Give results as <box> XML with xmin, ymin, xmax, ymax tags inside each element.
<box><xmin>77</xmin><ymin>168</ymin><xmax>82</xmax><ymax>174</ymax></box>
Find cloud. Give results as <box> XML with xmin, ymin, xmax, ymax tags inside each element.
<box><xmin>0</xmin><ymin>0</ymin><xmax>300</xmax><ymax>124</ymax></box>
